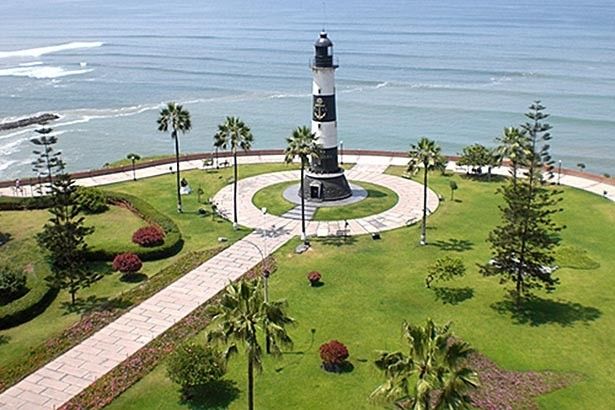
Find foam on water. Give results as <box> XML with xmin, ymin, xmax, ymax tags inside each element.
<box><xmin>0</xmin><ymin>65</ymin><xmax>94</xmax><ymax>79</ymax></box>
<box><xmin>0</xmin><ymin>42</ymin><xmax>103</xmax><ymax>59</ymax></box>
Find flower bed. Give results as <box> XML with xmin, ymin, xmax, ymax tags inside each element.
<box><xmin>0</xmin><ymin>247</ymin><xmax>226</xmax><ymax>393</ymax></box>
<box><xmin>59</xmin><ymin>256</ymin><xmax>276</xmax><ymax>410</ymax></box>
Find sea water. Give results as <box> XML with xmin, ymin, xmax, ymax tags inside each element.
<box><xmin>0</xmin><ymin>0</ymin><xmax>613</xmax><ymax>179</ymax></box>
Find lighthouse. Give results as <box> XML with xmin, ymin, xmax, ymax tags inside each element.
<box><xmin>303</xmin><ymin>31</ymin><xmax>352</xmax><ymax>201</ymax></box>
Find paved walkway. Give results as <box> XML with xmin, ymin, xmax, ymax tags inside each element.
<box><xmin>0</xmin><ymin>154</ymin><xmax>612</xmax><ymax>409</ymax></box>
<box><xmin>213</xmin><ymin>162</ymin><xmax>439</xmax><ymax>236</ymax></box>
<box><xmin>0</xmin><ymin>224</ymin><xmax>297</xmax><ymax>410</ymax></box>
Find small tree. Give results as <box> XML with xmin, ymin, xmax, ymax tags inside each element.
<box><xmin>37</xmin><ymin>172</ymin><xmax>95</xmax><ymax>305</ymax></box>
<box><xmin>126</xmin><ymin>153</ymin><xmax>141</xmax><ymax>181</ymax></box>
<box><xmin>425</xmin><ymin>256</ymin><xmax>466</xmax><ymax>289</ymax></box>
<box><xmin>167</xmin><ymin>343</ymin><xmax>227</xmax><ymax>398</ymax></box>
<box><xmin>449</xmin><ymin>180</ymin><xmax>458</xmax><ymax>201</ymax></box>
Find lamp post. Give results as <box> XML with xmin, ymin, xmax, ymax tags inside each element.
<box><xmin>339</xmin><ymin>140</ymin><xmax>344</xmax><ymax>165</ymax></box>
<box><xmin>557</xmin><ymin>160</ymin><xmax>562</xmax><ymax>185</ymax></box>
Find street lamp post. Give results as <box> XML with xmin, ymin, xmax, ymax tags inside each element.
<box><xmin>339</xmin><ymin>140</ymin><xmax>344</xmax><ymax>165</ymax></box>
<box><xmin>557</xmin><ymin>160</ymin><xmax>562</xmax><ymax>185</ymax></box>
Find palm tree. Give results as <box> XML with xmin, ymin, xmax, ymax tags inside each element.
<box><xmin>215</xmin><ymin>116</ymin><xmax>254</xmax><ymax>228</ymax></box>
<box><xmin>213</xmin><ymin>131</ymin><xmax>225</xmax><ymax>169</ymax></box>
<box><xmin>207</xmin><ymin>279</ymin><xmax>294</xmax><ymax>410</ymax></box>
<box><xmin>284</xmin><ymin>126</ymin><xmax>321</xmax><ymax>244</ymax></box>
<box><xmin>495</xmin><ymin>127</ymin><xmax>529</xmax><ymax>187</ymax></box>
<box><xmin>370</xmin><ymin>319</ymin><xmax>479</xmax><ymax>409</ymax></box>
<box><xmin>126</xmin><ymin>153</ymin><xmax>141</xmax><ymax>181</ymax></box>
<box><xmin>157</xmin><ymin>102</ymin><xmax>191</xmax><ymax>213</ymax></box>
<box><xmin>408</xmin><ymin>137</ymin><xmax>445</xmax><ymax>245</ymax></box>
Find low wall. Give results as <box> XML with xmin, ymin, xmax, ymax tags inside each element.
<box><xmin>0</xmin><ymin>149</ymin><xmax>612</xmax><ymax>188</ymax></box>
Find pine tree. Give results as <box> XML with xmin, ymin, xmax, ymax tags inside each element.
<box><xmin>31</xmin><ymin>127</ymin><xmax>63</xmax><ymax>194</ymax></box>
<box><xmin>37</xmin><ymin>169</ymin><xmax>95</xmax><ymax>305</ymax></box>
<box><xmin>481</xmin><ymin>101</ymin><xmax>564</xmax><ymax>304</ymax></box>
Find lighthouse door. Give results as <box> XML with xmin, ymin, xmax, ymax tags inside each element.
<box><xmin>309</xmin><ymin>182</ymin><xmax>322</xmax><ymax>200</ymax></box>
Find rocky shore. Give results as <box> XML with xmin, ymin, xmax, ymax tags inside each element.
<box><xmin>0</xmin><ymin>113</ymin><xmax>60</xmax><ymax>132</ymax></box>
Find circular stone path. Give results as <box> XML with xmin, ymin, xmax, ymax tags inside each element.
<box><xmin>213</xmin><ymin>163</ymin><xmax>440</xmax><ymax>237</ymax></box>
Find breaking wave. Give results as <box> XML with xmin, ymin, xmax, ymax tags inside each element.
<box><xmin>0</xmin><ymin>41</ymin><xmax>103</xmax><ymax>59</ymax></box>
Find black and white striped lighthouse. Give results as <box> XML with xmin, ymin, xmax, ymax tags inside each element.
<box><xmin>303</xmin><ymin>31</ymin><xmax>352</xmax><ymax>201</ymax></box>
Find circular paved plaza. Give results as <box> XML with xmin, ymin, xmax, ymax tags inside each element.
<box><xmin>212</xmin><ymin>163</ymin><xmax>440</xmax><ymax>237</ymax></box>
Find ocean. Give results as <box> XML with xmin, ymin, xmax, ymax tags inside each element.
<box><xmin>0</xmin><ymin>0</ymin><xmax>614</xmax><ymax>179</ymax></box>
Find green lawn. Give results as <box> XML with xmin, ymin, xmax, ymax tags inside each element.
<box><xmin>0</xmin><ymin>208</ymin><xmax>151</xmax><ymax>368</ymax></box>
<box><xmin>107</xmin><ymin>169</ymin><xmax>614</xmax><ymax>410</ymax></box>
<box><xmin>252</xmin><ymin>180</ymin><xmax>398</xmax><ymax>221</ymax></box>
<box><xmin>0</xmin><ymin>163</ymin><xmax>297</xmax><ymax>373</ymax></box>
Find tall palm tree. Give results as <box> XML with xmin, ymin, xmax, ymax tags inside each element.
<box><xmin>495</xmin><ymin>127</ymin><xmax>529</xmax><ymax>187</ymax></box>
<box><xmin>213</xmin><ymin>131</ymin><xmax>225</xmax><ymax>169</ymax></box>
<box><xmin>126</xmin><ymin>152</ymin><xmax>141</xmax><ymax>181</ymax></box>
<box><xmin>408</xmin><ymin>137</ymin><xmax>445</xmax><ymax>245</ymax></box>
<box><xmin>157</xmin><ymin>102</ymin><xmax>191</xmax><ymax>213</ymax></box>
<box><xmin>370</xmin><ymin>319</ymin><xmax>479</xmax><ymax>409</ymax></box>
<box><xmin>215</xmin><ymin>116</ymin><xmax>254</xmax><ymax>228</ymax></box>
<box><xmin>284</xmin><ymin>126</ymin><xmax>321</xmax><ymax>244</ymax></box>
<box><xmin>207</xmin><ymin>279</ymin><xmax>294</xmax><ymax>410</ymax></box>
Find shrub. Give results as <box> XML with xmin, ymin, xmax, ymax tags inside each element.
<box><xmin>132</xmin><ymin>225</ymin><xmax>165</xmax><ymax>247</ymax></box>
<box><xmin>112</xmin><ymin>253</ymin><xmax>143</xmax><ymax>274</ymax></box>
<box><xmin>319</xmin><ymin>340</ymin><xmax>349</xmax><ymax>372</ymax></box>
<box><xmin>76</xmin><ymin>187</ymin><xmax>109</xmax><ymax>214</ymax></box>
<box><xmin>0</xmin><ymin>267</ymin><xmax>27</xmax><ymax>304</ymax></box>
<box><xmin>167</xmin><ymin>343</ymin><xmax>226</xmax><ymax>393</ymax></box>
<box><xmin>425</xmin><ymin>256</ymin><xmax>466</xmax><ymax>288</ymax></box>
<box><xmin>85</xmin><ymin>191</ymin><xmax>182</xmax><ymax>261</ymax></box>
<box><xmin>0</xmin><ymin>279</ymin><xmax>57</xmax><ymax>330</ymax></box>
<box><xmin>307</xmin><ymin>271</ymin><xmax>321</xmax><ymax>286</ymax></box>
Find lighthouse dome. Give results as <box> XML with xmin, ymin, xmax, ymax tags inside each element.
<box><xmin>314</xmin><ymin>31</ymin><xmax>333</xmax><ymax>47</ymax></box>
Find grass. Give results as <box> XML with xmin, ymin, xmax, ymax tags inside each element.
<box><xmin>0</xmin><ymin>163</ymin><xmax>297</xmax><ymax>374</ymax></box>
<box><xmin>252</xmin><ymin>181</ymin><xmax>297</xmax><ymax>216</ymax></box>
<box><xmin>252</xmin><ymin>180</ymin><xmax>398</xmax><ymax>221</ymax></box>
<box><xmin>106</xmin><ymin>168</ymin><xmax>614</xmax><ymax>410</ymax></box>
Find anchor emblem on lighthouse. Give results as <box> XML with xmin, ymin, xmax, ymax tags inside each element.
<box><xmin>313</xmin><ymin>97</ymin><xmax>327</xmax><ymax>120</ymax></box>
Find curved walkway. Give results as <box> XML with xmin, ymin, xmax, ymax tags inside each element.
<box><xmin>0</xmin><ymin>154</ymin><xmax>612</xmax><ymax>409</ymax></box>
<box><xmin>213</xmin><ymin>162</ymin><xmax>439</xmax><ymax>236</ymax></box>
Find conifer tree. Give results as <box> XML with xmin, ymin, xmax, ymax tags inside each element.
<box><xmin>37</xmin><ymin>167</ymin><xmax>95</xmax><ymax>305</ymax></box>
<box><xmin>481</xmin><ymin>101</ymin><xmax>564</xmax><ymax>304</ymax></box>
<box><xmin>31</xmin><ymin>127</ymin><xmax>63</xmax><ymax>194</ymax></box>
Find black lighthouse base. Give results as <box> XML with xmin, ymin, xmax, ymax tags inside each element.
<box><xmin>302</xmin><ymin>170</ymin><xmax>352</xmax><ymax>202</ymax></box>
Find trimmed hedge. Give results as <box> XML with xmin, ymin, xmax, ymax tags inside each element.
<box><xmin>0</xmin><ymin>276</ymin><xmax>57</xmax><ymax>330</ymax></box>
<box><xmin>0</xmin><ymin>195</ymin><xmax>53</xmax><ymax>211</ymax></box>
<box><xmin>0</xmin><ymin>247</ymin><xmax>226</xmax><ymax>393</ymax></box>
<box><xmin>85</xmin><ymin>191</ymin><xmax>183</xmax><ymax>262</ymax></box>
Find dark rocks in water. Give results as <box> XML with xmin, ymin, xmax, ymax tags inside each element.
<box><xmin>0</xmin><ymin>113</ymin><xmax>60</xmax><ymax>131</ymax></box>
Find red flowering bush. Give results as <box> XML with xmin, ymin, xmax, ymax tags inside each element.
<box><xmin>112</xmin><ymin>253</ymin><xmax>143</xmax><ymax>274</ymax></box>
<box><xmin>307</xmin><ymin>271</ymin><xmax>321</xmax><ymax>286</ymax></box>
<box><xmin>132</xmin><ymin>225</ymin><xmax>165</xmax><ymax>247</ymax></box>
<box><xmin>319</xmin><ymin>340</ymin><xmax>349</xmax><ymax>372</ymax></box>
